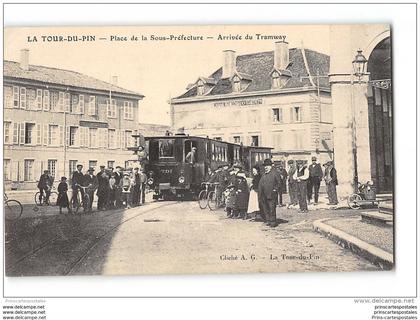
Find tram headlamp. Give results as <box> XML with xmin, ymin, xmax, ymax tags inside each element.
<box><xmin>147</xmin><ymin>178</ymin><xmax>154</xmax><ymax>185</ymax></box>
<box><xmin>178</xmin><ymin>176</ymin><xmax>185</xmax><ymax>184</ymax></box>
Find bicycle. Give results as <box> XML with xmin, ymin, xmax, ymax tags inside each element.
<box><xmin>198</xmin><ymin>182</ymin><xmax>212</xmax><ymax>209</ymax></box>
<box><xmin>71</xmin><ymin>184</ymin><xmax>91</xmax><ymax>214</ymax></box>
<box><xmin>207</xmin><ymin>183</ymin><xmax>226</xmax><ymax>211</ymax></box>
<box><xmin>4</xmin><ymin>193</ymin><xmax>23</xmax><ymax>221</ymax></box>
<box><xmin>35</xmin><ymin>186</ymin><xmax>58</xmax><ymax>206</ymax></box>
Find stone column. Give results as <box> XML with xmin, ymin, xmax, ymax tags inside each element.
<box><xmin>329</xmin><ymin>25</ymin><xmax>374</xmax><ymax>199</ymax></box>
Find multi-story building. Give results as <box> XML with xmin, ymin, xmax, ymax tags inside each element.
<box><xmin>4</xmin><ymin>49</ymin><xmax>144</xmax><ymax>190</ymax></box>
<box><xmin>170</xmin><ymin>41</ymin><xmax>333</xmax><ymax>166</ymax></box>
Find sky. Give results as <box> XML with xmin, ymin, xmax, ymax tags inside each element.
<box><xmin>4</xmin><ymin>25</ymin><xmax>330</xmax><ymax>125</ymax></box>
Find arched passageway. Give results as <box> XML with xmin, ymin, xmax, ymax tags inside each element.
<box><xmin>367</xmin><ymin>37</ymin><xmax>393</xmax><ymax>193</ymax></box>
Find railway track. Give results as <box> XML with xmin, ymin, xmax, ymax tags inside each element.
<box><xmin>6</xmin><ymin>201</ymin><xmax>178</xmax><ymax>276</ymax></box>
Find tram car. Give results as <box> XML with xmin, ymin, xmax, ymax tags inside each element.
<box><xmin>130</xmin><ymin>134</ymin><xmax>272</xmax><ymax>200</ymax></box>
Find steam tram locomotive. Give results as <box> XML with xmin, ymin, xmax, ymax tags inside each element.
<box><xmin>131</xmin><ymin>134</ymin><xmax>272</xmax><ymax>200</ymax></box>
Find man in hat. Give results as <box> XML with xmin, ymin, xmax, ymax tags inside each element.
<box><xmin>71</xmin><ymin>164</ymin><xmax>85</xmax><ymax>209</ymax></box>
<box><xmin>131</xmin><ymin>167</ymin><xmax>141</xmax><ymax>206</ymax></box>
<box><xmin>307</xmin><ymin>156</ymin><xmax>323</xmax><ymax>205</ymax></box>
<box><xmin>276</xmin><ymin>162</ymin><xmax>288</xmax><ymax>207</ymax></box>
<box><xmin>114</xmin><ymin>166</ymin><xmax>124</xmax><ymax>208</ymax></box>
<box><xmin>37</xmin><ymin>169</ymin><xmax>54</xmax><ymax>205</ymax></box>
<box><xmin>84</xmin><ymin>167</ymin><xmax>98</xmax><ymax>212</ymax></box>
<box><xmin>293</xmin><ymin>160</ymin><xmax>309</xmax><ymax>213</ymax></box>
<box><xmin>287</xmin><ymin>160</ymin><xmax>298</xmax><ymax>208</ymax></box>
<box><xmin>258</xmin><ymin>158</ymin><xmax>281</xmax><ymax>227</ymax></box>
<box><xmin>324</xmin><ymin>161</ymin><xmax>338</xmax><ymax>205</ymax></box>
<box><xmin>96</xmin><ymin>165</ymin><xmax>110</xmax><ymax>211</ymax></box>
<box><xmin>185</xmin><ymin>146</ymin><xmax>197</xmax><ymax>164</ymax></box>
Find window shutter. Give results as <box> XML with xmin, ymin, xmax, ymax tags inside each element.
<box><xmin>19</xmin><ymin>122</ymin><xmax>25</xmax><ymax>144</ymax></box>
<box><xmin>79</xmin><ymin>127</ymin><xmax>84</xmax><ymax>147</ymax></box>
<box><xmin>64</xmin><ymin>93</ymin><xmax>70</xmax><ymax>113</ymax></box>
<box><xmin>12</xmin><ymin>122</ymin><xmax>19</xmax><ymax>144</ymax></box>
<box><xmin>36</xmin><ymin>123</ymin><xmax>42</xmax><ymax>145</ymax></box>
<box><xmin>290</xmin><ymin>107</ymin><xmax>294</xmax><ymax>123</ymax></box>
<box><xmin>79</xmin><ymin>95</ymin><xmax>85</xmax><ymax>114</ymax></box>
<box><xmin>84</xmin><ymin>127</ymin><xmax>88</xmax><ymax>147</ymax></box>
<box><xmin>20</xmin><ymin>87</ymin><xmax>27</xmax><ymax>109</ymax></box>
<box><xmin>13</xmin><ymin>86</ymin><xmax>19</xmax><ymax>108</ymax></box>
<box><xmin>116</xmin><ymin>130</ymin><xmax>120</xmax><ymax>149</ymax></box>
<box><xmin>43</xmin><ymin>90</ymin><xmax>50</xmax><ymax>111</ymax></box>
<box><xmin>59</xmin><ymin>125</ymin><xmax>64</xmax><ymax>146</ymax></box>
<box><xmin>103</xmin><ymin>128</ymin><xmax>108</xmax><ymax>149</ymax></box>
<box><xmin>43</xmin><ymin>124</ymin><xmax>49</xmax><ymax>145</ymax></box>
<box><xmin>35</xmin><ymin>161</ymin><xmax>43</xmax><ymax>181</ymax></box>
<box><xmin>65</xmin><ymin>126</ymin><xmax>70</xmax><ymax>146</ymax></box>
<box><xmin>75</xmin><ymin>127</ymin><xmax>80</xmax><ymax>147</ymax></box>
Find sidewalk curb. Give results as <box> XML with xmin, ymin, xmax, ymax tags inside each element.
<box><xmin>313</xmin><ymin>218</ymin><xmax>394</xmax><ymax>270</ymax></box>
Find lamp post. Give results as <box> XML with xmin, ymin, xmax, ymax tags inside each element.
<box><xmin>350</xmin><ymin>49</ymin><xmax>368</xmax><ymax>192</ymax></box>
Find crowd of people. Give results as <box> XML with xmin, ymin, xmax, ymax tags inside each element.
<box><xmin>37</xmin><ymin>165</ymin><xmax>148</xmax><ymax>214</ymax></box>
<box><xmin>206</xmin><ymin>156</ymin><xmax>339</xmax><ymax>228</ymax></box>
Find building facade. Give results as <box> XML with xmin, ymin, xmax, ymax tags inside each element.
<box><xmin>4</xmin><ymin>49</ymin><xmax>144</xmax><ymax>190</ymax></box>
<box><xmin>170</xmin><ymin>41</ymin><xmax>333</xmax><ymax>166</ymax></box>
<box><xmin>329</xmin><ymin>25</ymin><xmax>392</xmax><ymax>197</ymax></box>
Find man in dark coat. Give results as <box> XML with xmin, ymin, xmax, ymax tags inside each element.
<box><xmin>71</xmin><ymin>164</ymin><xmax>85</xmax><ymax>209</ymax></box>
<box><xmin>37</xmin><ymin>170</ymin><xmax>53</xmax><ymax>205</ymax></box>
<box><xmin>287</xmin><ymin>160</ymin><xmax>298</xmax><ymax>208</ymax></box>
<box><xmin>307</xmin><ymin>156</ymin><xmax>323</xmax><ymax>204</ymax></box>
<box><xmin>114</xmin><ymin>166</ymin><xmax>124</xmax><ymax>208</ymax></box>
<box><xmin>96</xmin><ymin>165</ymin><xmax>110</xmax><ymax>211</ymax></box>
<box><xmin>324</xmin><ymin>161</ymin><xmax>338</xmax><ymax>205</ymax></box>
<box><xmin>84</xmin><ymin>167</ymin><xmax>98</xmax><ymax>212</ymax></box>
<box><xmin>258</xmin><ymin>158</ymin><xmax>281</xmax><ymax>227</ymax></box>
<box><xmin>131</xmin><ymin>167</ymin><xmax>141</xmax><ymax>206</ymax></box>
<box><xmin>276</xmin><ymin>163</ymin><xmax>288</xmax><ymax>207</ymax></box>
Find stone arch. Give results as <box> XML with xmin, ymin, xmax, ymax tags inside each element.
<box><xmin>364</xmin><ymin>29</ymin><xmax>391</xmax><ymax>61</ymax></box>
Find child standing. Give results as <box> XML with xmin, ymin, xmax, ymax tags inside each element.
<box><xmin>57</xmin><ymin>176</ymin><xmax>71</xmax><ymax>214</ymax></box>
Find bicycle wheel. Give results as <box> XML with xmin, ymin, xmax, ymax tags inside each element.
<box><xmin>5</xmin><ymin>199</ymin><xmax>23</xmax><ymax>221</ymax></box>
<box><xmin>34</xmin><ymin>192</ymin><xmax>43</xmax><ymax>206</ymax></box>
<box><xmin>198</xmin><ymin>190</ymin><xmax>208</xmax><ymax>209</ymax></box>
<box><xmin>48</xmin><ymin>192</ymin><xmax>58</xmax><ymax>206</ymax></box>
<box><xmin>207</xmin><ymin>191</ymin><xmax>218</xmax><ymax>211</ymax></box>
<box><xmin>348</xmin><ymin>194</ymin><xmax>362</xmax><ymax>210</ymax></box>
<box><xmin>71</xmin><ymin>193</ymin><xmax>81</xmax><ymax>214</ymax></box>
<box><xmin>83</xmin><ymin>194</ymin><xmax>91</xmax><ymax>213</ymax></box>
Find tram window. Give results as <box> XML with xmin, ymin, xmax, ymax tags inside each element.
<box><xmin>159</xmin><ymin>139</ymin><xmax>174</xmax><ymax>158</ymax></box>
<box><xmin>184</xmin><ymin>140</ymin><xmax>198</xmax><ymax>163</ymax></box>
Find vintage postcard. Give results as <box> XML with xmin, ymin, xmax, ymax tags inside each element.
<box><xmin>3</xmin><ymin>24</ymin><xmax>393</xmax><ymax>276</ymax></box>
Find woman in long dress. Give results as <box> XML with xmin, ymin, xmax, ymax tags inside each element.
<box><xmin>247</xmin><ymin>165</ymin><xmax>261</xmax><ymax>215</ymax></box>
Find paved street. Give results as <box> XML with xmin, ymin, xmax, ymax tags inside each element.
<box><xmin>5</xmin><ymin>195</ymin><xmax>379</xmax><ymax>276</ymax></box>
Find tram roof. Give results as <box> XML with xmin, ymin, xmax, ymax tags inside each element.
<box><xmin>131</xmin><ymin>134</ymin><xmax>272</xmax><ymax>150</ymax></box>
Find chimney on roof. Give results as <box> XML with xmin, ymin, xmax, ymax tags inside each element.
<box><xmin>222</xmin><ymin>50</ymin><xmax>236</xmax><ymax>79</ymax></box>
<box><xmin>274</xmin><ymin>41</ymin><xmax>289</xmax><ymax>70</ymax></box>
<box><xmin>20</xmin><ymin>49</ymin><xmax>29</xmax><ymax>71</ymax></box>
<box><xmin>111</xmin><ymin>76</ymin><xmax>118</xmax><ymax>86</ymax></box>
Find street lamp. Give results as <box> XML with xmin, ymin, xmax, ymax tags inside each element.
<box><xmin>350</xmin><ymin>49</ymin><xmax>368</xmax><ymax>193</ymax></box>
<box><xmin>352</xmin><ymin>49</ymin><xmax>368</xmax><ymax>81</ymax></box>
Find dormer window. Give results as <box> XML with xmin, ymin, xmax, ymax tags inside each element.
<box><xmin>272</xmin><ymin>71</ymin><xmax>281</xmax><ymax>89</ymax></box>
<box><xmin>197</xmin><ymin>80</ymin><xmax>205</xmax><ymax>96</ymax></box>
<box><xmin>233</xmin><ymin>75</ymin><xmax>241</xmax><ymax>92</ymax></box>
